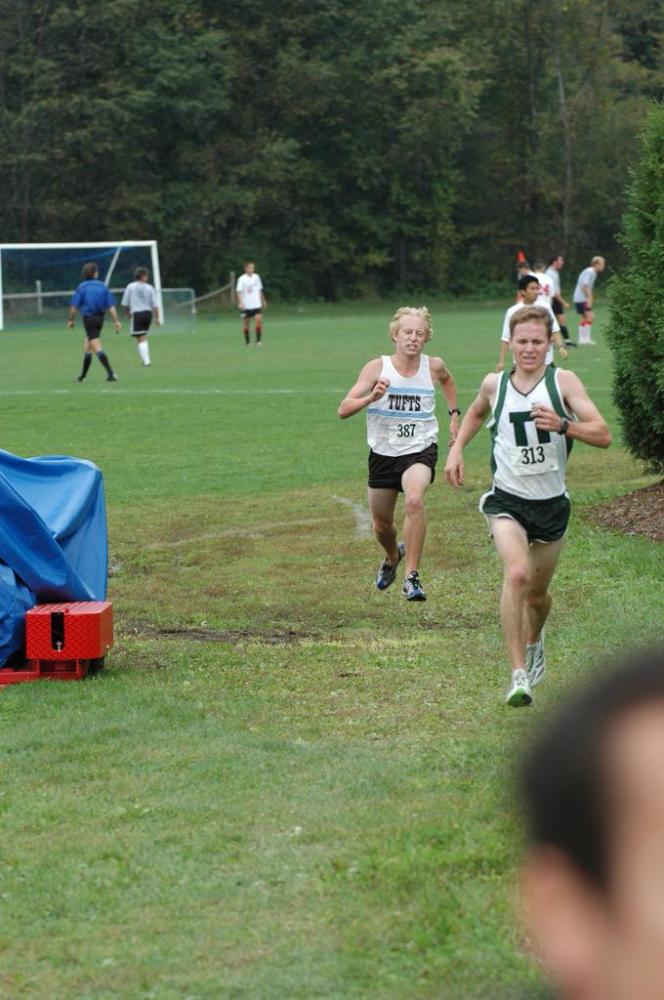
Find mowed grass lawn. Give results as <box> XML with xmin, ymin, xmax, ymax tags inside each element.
<box><xmin>0</xmin><ymin>300</ymin><xmax>662</xmax><ymax>1000</ymax></box>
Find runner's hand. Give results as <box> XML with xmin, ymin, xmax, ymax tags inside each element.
<box><xmin>444</xmin><ymin>447</ymin><xmax>464</xmax><ymax>487</ymax></box>
<box><xmin>531</xmin><ymin>403</ymin><xmax>562</xmax><ymax>433</ymax></box>
<box><xmin>370</xmin><ymin>377</ymin><xmax>390</xmax><ymax>402</ymax></box>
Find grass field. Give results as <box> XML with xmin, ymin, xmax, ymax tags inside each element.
<box><xmin>1</xmin><ymin>300</ymin><xmax>662</xmax><ymax>1000</ymax></box>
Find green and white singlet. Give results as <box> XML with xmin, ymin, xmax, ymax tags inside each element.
<box><xmin>488</xmin><ymin>367</ymin><xmax>574</xmax><ymax>500</ymax></box>
<box><xmin>366</xmin><ymin>354</ymin><xmax>438</xmax><ymax>457</ymax></box>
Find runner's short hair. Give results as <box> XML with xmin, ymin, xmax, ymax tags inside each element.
<box><xmin>389</xmin><ymin>306</ymin><xmax>432</xmax><ymax>343</ymax></box>
<box><xmin>509</xmin><ymin>305</ymin><xmax>553</xmax><ymax>338</ymax></box>
<box><xmin>134</xmin><ymin>267</ymin><xmax>149</xmax><ymax>280</ymax></box>
<box><xmin>521</xmin><ymin>646</ymin><xmax>664</xmax><ymax>891</ymax></box>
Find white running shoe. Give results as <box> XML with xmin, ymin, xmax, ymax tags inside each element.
<box><xmin>402</xmin><ymin>570</ymin><xmax>426</xmax><ymax>601</ymax></box>
<box><xmin>505</xmin><ymin>669</ymin><xmax>533</xmax><ymax>707</ymax></box>
<box><xmin>526</xmin><ymin>633</ymin><xmax>545</xmax><ymax>688</ymax></box>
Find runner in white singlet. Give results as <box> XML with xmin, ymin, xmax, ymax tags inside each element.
<box><xmin>338</xmin><ymin>306</ymin><xmax>459</xmax><ymax>602</ymax></box>
<box><xmin>445</xmin><ymin>306</ymin><xmax>611</xmax><ymax>707</ymax></box>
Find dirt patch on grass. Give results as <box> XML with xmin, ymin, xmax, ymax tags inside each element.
<box><xmin>587</xmin><ymin>481</ymin><xmax>664</xmax><ymax>542</ymax></box>
<box><xmin>124</xmin><ymin>624</ymin><xmax>317</xmax><ymax>645</ymax></box>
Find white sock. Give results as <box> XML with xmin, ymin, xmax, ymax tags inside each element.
<box><xmin>586</xmin><ymin>324</ymin><xmax>593</xmax><ymax>342</ymax></box>
<box><xmin>579</xmin><ymin>324</ymin><xmax>589</xmax><ymax>344</ymax></box>
<box><xmin>138</xmin><ymin>341</ymin><xmax>150</xmax><ymax>365</ymax></box>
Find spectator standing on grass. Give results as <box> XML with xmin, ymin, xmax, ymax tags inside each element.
<box><xmin>573</xmin><ymin>255</ymin><xmax>606</xmax><ymax>345</ymax></box>
<box><xmin>445</xmin><ymin>306</ymin><xmax>611</xmax><ymax>707</ymax></box>
<box><xmin>521</xmin><ymin>645</ymin><xmax>664</xmax><ymax>999</ymax></box>
<box><xmin>121</xmin><ymin>267</ymin><xmax>160</xmax><ymax>367</ymax></box>
<box><xmin>235</xmin><ymin>261</ymin><xmax>267</xmax><ymax>346</ymax></box>
<box><xmin>67</xmin><ymin>262</ymin><xmax>120</xmax><ymax>382</ymax></box>
<box><xmin>338</xmin><ymin>306</ymin><xmax>459</xmax><ymax>602</ymax></box>
<box><xmin>545</xmin><ymin>254</ymin><xmax>574</xmax><ymax>347</ymax></box>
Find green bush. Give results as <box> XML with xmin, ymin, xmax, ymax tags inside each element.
<box><xmin>606</xmin><ymin>102</ymin><xmax>664</xmax><ymax>474</ymax></box>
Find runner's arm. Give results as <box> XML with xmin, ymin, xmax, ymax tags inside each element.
<box><xmin>431</xmin><ymin>357</ymin><xmax>460</xmax><ymax>442</ymax></box>
<box><xmin>532</xmin><ymin>371</ymin><xmax>611</xmax><ymax>448</ymax></box>
<box><xmin>337</xmin><ymin>358</ymin><xmax>387</xmax><ymax>419</ymax></box>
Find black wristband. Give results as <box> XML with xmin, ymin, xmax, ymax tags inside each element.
<box><xmin>559</xmin><ymin>418</ymin><xmax>569</xmax><ymax>435</ymax></box>
<box><xmin>448</xmin><ymin>408</ymin><xmax>461</xmax><ymax>416</ymax></box>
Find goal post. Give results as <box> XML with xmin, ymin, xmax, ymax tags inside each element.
<box><xmin>0</xmin><ymin>241</ymin><xmax>165</xmax><ymax>331</ymax></box>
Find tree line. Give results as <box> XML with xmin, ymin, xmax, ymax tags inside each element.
<box><xmin>0</xmin><ymin>0</ymin><xmax>661</xmax><ymax>298</ymax></box>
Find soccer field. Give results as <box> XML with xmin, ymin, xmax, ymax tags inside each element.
<box><xmin>1</xmin><ymin>302</ymin><xmax>662</xmax><ymax>999</ymax></box>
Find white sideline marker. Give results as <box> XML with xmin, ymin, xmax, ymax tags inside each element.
<box><xmin>332</xmin><ymin>495</ymin><xmax>373</xmax><ymax>538</ymax></box>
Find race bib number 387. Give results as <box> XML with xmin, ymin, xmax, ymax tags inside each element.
<box><xmin>388</xmin><ymin>422</ymin><xmax>425</xmax><ymax>448</ymax></box>
<box><xmin>509</xmin><ymin>442</ymin><xmax>560</xmax><ymax>476</ymax></box>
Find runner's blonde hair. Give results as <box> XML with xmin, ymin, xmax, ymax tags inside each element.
<box><xmin>388</xmin><ymin>306</ymin><xmax>433</xmax><ymax>343</ymax></box>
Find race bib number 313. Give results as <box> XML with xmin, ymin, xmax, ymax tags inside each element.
<box><xmin>509</xmin><ymin>442</ymin><xmax>560</xmax><ymax>476</ymax></box>
<box><xmin>388</xmin><ymin>422</ymin><xmax>425</xmax><ymax>448</ymax></box>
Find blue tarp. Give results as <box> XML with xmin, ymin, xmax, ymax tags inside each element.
<box><xmin>0</xmin><ymin>450</ymin><xmax>107</xmax><ymax>665</ymax></box>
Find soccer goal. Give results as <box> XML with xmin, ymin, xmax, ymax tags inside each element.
<box><xmin>0</xmin><ymin>241</ymin><xmax>196</xmax><ymax>334</ymax></box>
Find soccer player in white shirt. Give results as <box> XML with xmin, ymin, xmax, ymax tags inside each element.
<box><xmin>545</xmin><ymin>254</ymin><xmax>573</xmax><ymax>347</ymax></box>
<box><xmin>235</xmin><ymin>261</ymin><xmax>267</xmax><ymax>345</ymax></box>
<box><xmin>121</xmin><ymin>268</ymin><xmax>161</xmax><ymax>367</ymax></box>
<box><xmin>573</xmin><ymin>255</ymin><xmax>606</xmax><ymax>345</ymax></box>
<box><xmin>532</xmin><ymin>259</ymin><xmax>554</xmax><ymax>306</ymax></box>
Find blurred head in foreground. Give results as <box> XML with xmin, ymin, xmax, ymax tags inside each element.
<box><xmin>521</xmin><ymin>646</ymin><xmax>664</xmax><ymax>1000</ymax></box>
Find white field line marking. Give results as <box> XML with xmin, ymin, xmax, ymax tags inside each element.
<box><xmin>0</xmin><ymin>388</ymin><xmax>347</xmax><ymax>396</ymax></box>
<box><xmin>332</xmin><ymin>495</ymin><xmax>373</xmax><ymax>538</ymax></box>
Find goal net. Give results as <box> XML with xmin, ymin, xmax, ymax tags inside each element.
<box><xmin>0</xmin><ymin>241</ymin><xmax>196</xmax><ymax>334</ymax></box>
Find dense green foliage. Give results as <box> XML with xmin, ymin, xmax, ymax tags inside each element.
<box><xmin>0</xmin><ymin>0</ymin><xmax>662</xmax><ymax>296</ymax></box>
<box><xmin>606</xmin><ymin>103</ymin><xmax>664</xmax><ymax>472</ymax></box>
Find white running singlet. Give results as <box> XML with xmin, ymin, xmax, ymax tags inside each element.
<box><xmin>488</xmin><ymin>368</ymin><xmax>574</xmax><ymax>499</ymax></box>
<box><xmin>366</xmin><ymin>354</ymin><xmax>438</xmax><ymax>457</ymax></box>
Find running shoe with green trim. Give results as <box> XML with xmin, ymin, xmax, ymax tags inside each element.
<box><xmin>505</xmin><ymin>668</ymin><xmax>533</xmax><ymax>707</ymax></box>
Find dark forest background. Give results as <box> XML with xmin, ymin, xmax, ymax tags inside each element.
<box><xmin>0</xmin><ymin>0</ymin><xmax>661</xmax><ymax>298</ymax></box>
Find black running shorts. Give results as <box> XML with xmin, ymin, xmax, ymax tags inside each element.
<box><xmin>83</xmin><ymin>313</ymin><xmax>104</xmax><ymax>339</ymax></box>
<box><xmin>368</xmin><ymin>443</ymin><xmax>438</xmax><ymax>492</ymax></box>
<box><xmin>480</xmin><ymin>486</ymin><xmax>571</xmax><ymax>543</ymax></box>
